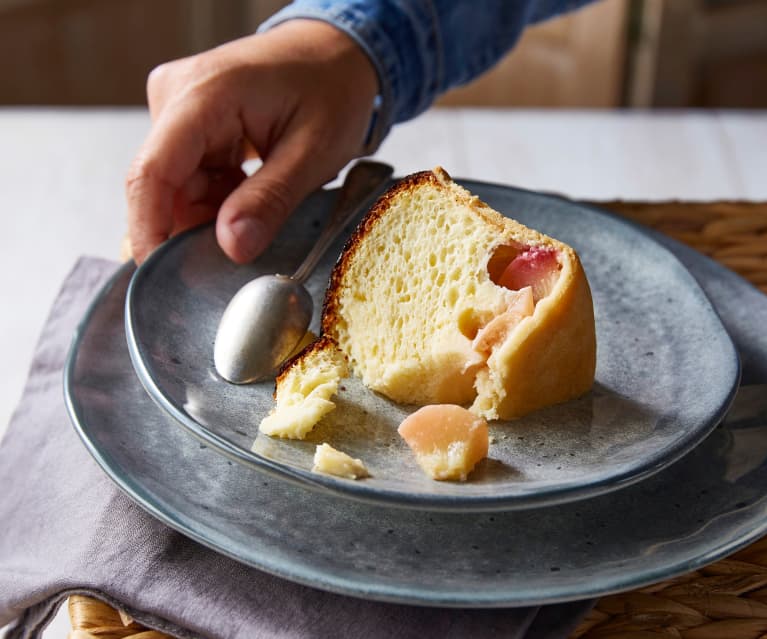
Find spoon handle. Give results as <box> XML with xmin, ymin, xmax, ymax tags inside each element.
<box><xmin>292</xmin><ymin>160</ymin><xmax>393</xmax><ymax>284</ymax></box>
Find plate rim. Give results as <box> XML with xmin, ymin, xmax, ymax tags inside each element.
<box><xmin>124</xmin><ymin>179</ymin><xmax>741</xmax><ymax>512</ymax></box>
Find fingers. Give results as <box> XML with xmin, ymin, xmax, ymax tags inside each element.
<box><xmin>126</xmin><ymin>98</ymin><xmax>242</xmax><ymax>263</ymax></box>
<box><xmin>215</xmin><ymin>132</ymin><xmax>335</xmax><ymax>264</ymax></box>
<box><xmin>126</xmin><ymin>104</ymin><xmax>209</xmax><ymax>263</ymax></box>
<box><xmin>172</xmin><ymin>166</ymin><xmax>246</xmax><ymax>237</ymax></box>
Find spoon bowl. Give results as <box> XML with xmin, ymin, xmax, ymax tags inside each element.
<box><xmin>213</xmin><ymin>160</ymin><xmax>394</xmax><ymax>384</ymax></box>
<box><xmin>214</xmin><ymin>274</ymin><xmax>313</xmax><ymax>384</ymax></box>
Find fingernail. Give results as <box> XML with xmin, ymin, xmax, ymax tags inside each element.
<box><xmin>229</xmin><ymin>217</ymin><xmax>269</xmax><ymax>261</ymax></box>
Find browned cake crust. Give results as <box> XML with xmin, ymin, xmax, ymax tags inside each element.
<box><xmin>321</xmin><ymin>170</ymin><xmax>440</xmax><ymax>333</ymax></box>
<box><xmin>273</xmin><ymin>333</ymin><xmax>340</xmax><ymax>391</ymax></box>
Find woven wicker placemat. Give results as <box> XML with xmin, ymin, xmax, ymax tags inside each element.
<box><xmin>600</xmin><ymin>201</ymin><xmax>767</xmax><ymax>296</ymax></box>
<box><xmin>69</xmin><ymin>201</ymin><xmax>767</xmax><ymax>638</ymax></box>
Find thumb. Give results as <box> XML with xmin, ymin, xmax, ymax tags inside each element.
<box><xmin>215</xmin><ymin>138</ymin><xmax>335</xmax><ymax>264</ymax></box>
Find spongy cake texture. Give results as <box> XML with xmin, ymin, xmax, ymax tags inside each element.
<box><xmin>320</xmin><ymin>167</ymin><xmax>596</xmax><ymax>420</ymax></box>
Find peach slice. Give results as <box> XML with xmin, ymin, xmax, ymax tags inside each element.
<box><xmin>472</xmin><ymin>286</ymin><xmax>535</xmax><ymax>357</ymax></box>
<box><xmin>398</xmin><ymin>404</ymin><xmax>489</xmax><ymax>481</ymax></box>
<box><xmin>497</xmin><ymin>246</ymin><xmax>561</xmax><ymax>301</ymax></box>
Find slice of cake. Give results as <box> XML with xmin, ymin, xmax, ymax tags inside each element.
<box><xmin>322</xmin><ymin>167</ymin><xmax>596</xmax><ymax>421</ymax></box>
<box><xmin>258</xmin><ymin>167</ymin><xmax>596</xmax><ymax>441</ymax></box>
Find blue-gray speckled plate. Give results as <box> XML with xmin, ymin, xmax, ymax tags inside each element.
<box><xmin>124</xmin><ymin>181</ymin><xmax>739</xmax><ymax>511</ymax></box>
<box><xmin>66</xmin><ymin>242</ymin><xmax>767</xmax><ymax>606</ymax></box>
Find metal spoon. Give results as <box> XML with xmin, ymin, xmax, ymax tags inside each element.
<box><xmin>214</xmin><ymin>160</ymin><xmax>393</xmax><ymax>384</ymax></box>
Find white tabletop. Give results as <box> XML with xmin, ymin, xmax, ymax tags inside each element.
<box><xmin>0</xmin><ymin>107</ymin><xmax>765</xmax><ymax>635</ymax></box>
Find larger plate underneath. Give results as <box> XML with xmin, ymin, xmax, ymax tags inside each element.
<box><xmin>67</xmin><ymin>260</ymin><xmax>767</xmax><ymax>607</ymax></box>
<box><xmin>125</xmin><ymin>181</ymin><xmax>738</xmax><ymax>511</ymax></box>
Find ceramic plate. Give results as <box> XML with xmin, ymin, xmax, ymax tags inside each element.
<box><xmin>67</xmin><ymin>251</ymin><xmax>767</xmax><ymax>607</ymax></box>
<box><xmin>125</xmin><ymin>181</ymin><xmax>739</xmax><ymax>511</ymax></box>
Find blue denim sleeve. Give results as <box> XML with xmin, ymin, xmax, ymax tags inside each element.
<box><xmin>259</xmin><ymin>0</ymin><xmax>593</xmax><ymax>152</ymax></box>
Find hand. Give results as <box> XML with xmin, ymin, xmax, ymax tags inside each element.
<box><xmin>126</xmin><ymin>20</ymin><xmax>379</xmax><ymax>264</ymax></box>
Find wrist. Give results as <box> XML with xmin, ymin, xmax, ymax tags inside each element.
<box><xmin>258</xmin><ymin>16</ymin><xmax>388</xmax><ymax>154</ymax></box>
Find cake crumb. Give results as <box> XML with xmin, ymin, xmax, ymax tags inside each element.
<box><xmin>312</xmin><ymin>443</ymin><xmax>370</xmax><ymax>480</ymax></box>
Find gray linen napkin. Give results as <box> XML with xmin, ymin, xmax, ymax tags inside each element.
<box><xmin>0</xmin><ymin>257</ymin><xmax>594</xmax><ymax>639</ymax></box>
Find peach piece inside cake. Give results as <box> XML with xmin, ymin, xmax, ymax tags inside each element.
<box><xmin>472</xmin><ymin>244</ymin><xmax>563</xmax><ymax>362</ymax></box>
<box><xmin>497</xmin><ymin>245</ymin><xmax>561</xmax><ymax>302</ymax></box>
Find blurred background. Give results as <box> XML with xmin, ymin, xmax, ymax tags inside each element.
<box><xmin>1</xmin><ymin>0</ymin><xmax>765</xmax><ymax>109</ymax></box>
